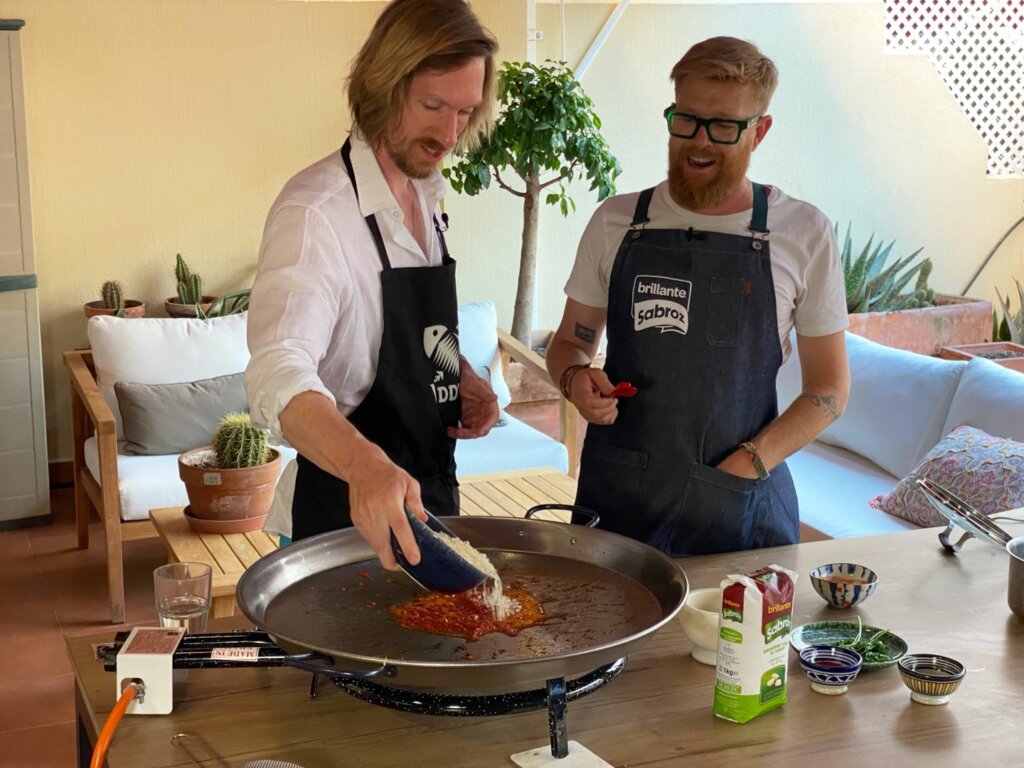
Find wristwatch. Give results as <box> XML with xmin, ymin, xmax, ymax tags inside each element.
<box><xmin>739</xmin><ymin>441</ymin><xmax>770</xmax><ymax>480</ymax></box>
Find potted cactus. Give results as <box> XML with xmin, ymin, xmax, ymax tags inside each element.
<box><xmin>84</xmin><ymin>280</ymin><xmax>145</xmax><ymax>318</ymax></box>
<box><xmin>178</xmin><ymin>412</ymin><xmax>281</xmax><ymax>533</ymax></box>
<box><xmin>165</xmin><ymin>253</ymin><xmax>216</xmax><ymax>318</ymax></box>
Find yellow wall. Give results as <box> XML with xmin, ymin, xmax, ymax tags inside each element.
<box><xmin>6</xmin><ymin>0</ymin><xmax>522</xmax><ymax>461</ymax></box>
<box><xmin>4</xmin><ymin>0</ymin><xmax>1022</xmax><ymax>464</ymax></box>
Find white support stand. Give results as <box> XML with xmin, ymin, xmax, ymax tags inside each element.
<box><xmin>511</xmin><ymin>740</ymin><xmax>613</xmax><ymax>768</ymax></box>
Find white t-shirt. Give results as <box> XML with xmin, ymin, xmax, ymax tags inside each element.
<box><xmin>245</xmin><ymin>133</ymin><xmax>447</xmax><ymax>441</ymax></box>
<box><xmin>246</xmin><ymin>135</ymin><xmax>447</xmax><ymax>539</ymax></box>
<box><xmin>565</xmin><ymin>180</ymin><xmax>848</xmax><ymax>361</ymax></box>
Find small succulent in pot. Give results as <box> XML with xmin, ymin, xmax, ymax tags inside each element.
<box><xmin>175</xmin><ymin>253</ymin><xmax>202</xmax><ymax>305</ymax></box>
<box><xmin>212</xmin><ymin>411</ymin><xmax>271</xmax><ymax>468</ymax></box>
<box><xmin>179</xmin><ymin>411</ymin><xmax>280</xmax><ymax>534</ymax></box>
<box><xmin>84</xmin><ymin>280</ymin><xmax>145</xmax><ymax>318</ymax></box>
<box><xmin>102</xmin><ymin>280</ymin><xmax>124</xmax><ymax>312</ymax></box>
<box><xmin>166</xmin><ymin>253</ymin><xmax>216</xmax><ymax>317</ymax></box>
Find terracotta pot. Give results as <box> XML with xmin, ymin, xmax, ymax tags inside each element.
<box><xmin>939</xmin><ymin>341</ymin><xmax>1024</xmax><ymax>372</ymax></box>
<box><xmin>846</xmin><ymin>294</ymin><xmax>992</xmax><ymax>356</ymax></box>
<box><xmin>83</xmin><ymin>300</ymin><xmax>145</xmax><ymax>318</ymax></box>
<box><xmin>164</xmin><ymin>295</ymin><xmax>217</xmax><ymax>318</ymax></box>
<box><xmin>178</xmin><ymin>447</ymin><xmax>281</xmax><ymax>533</ymax></box>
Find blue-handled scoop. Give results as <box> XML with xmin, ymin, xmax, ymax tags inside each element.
<box><xmin>389</xmin><ymin>508</ymin><xmax>491</xmax><ymax>594</ymax></box>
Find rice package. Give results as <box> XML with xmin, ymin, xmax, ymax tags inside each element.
<box><xmin>713</xmin><ymin>564</ymin><xmax>798</xmax><ymax>723</ymax></box>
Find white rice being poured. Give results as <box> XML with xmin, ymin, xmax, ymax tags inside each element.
<box><xmin>435</xmin><ymin>531</ymin><xmax>517</xmax><ymax>621</ymax></box>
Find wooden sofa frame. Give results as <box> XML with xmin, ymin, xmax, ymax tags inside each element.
<box><xmin>64</xmin><ymin>337</ymin><xmax>578</xmax><ymax>624</ymax></box>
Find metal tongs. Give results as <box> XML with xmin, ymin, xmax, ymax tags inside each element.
<box><xmin>916</xmin><ymin>477</ymin><xmax>1013</xmax><ymax>553</ymax></box>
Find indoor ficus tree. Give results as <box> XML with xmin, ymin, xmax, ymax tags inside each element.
<box><xmin>444</xmin><ymin>60</ymin><xmax>621</xmax><ymax>345</ymax></box>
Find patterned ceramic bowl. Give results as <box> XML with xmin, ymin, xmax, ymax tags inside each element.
<box><xmin>898</xmin><ymin>654</ymin><xmax>966</xmax><ymax>705</ymax></box>
<box><xmin>798</xmin><ymin>645</ymin><xmax>863</xmax><ymax>695</ymax></box>
<box><xmin>809</xmin><ymin>563</ymin><xmax>878</xmax><ymax>609</ymax></box>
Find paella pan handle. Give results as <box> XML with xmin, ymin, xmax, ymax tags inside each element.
<box><xmin>283</xmin><ymin>653</ymin><xmax>397</xmax><ymax>681</ymax></box>
<box><xmin>525</xmin><ymin>504</ymin><xmax>600</xmax><ymax>528</ymax></box>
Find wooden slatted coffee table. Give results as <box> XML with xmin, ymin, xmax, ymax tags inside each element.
<box><xmin>150</xmin><ymin>468</ymin><xmax>576</xmax><ymax>618</ymax></box>
<box><xmin>149</xmin><ymin>508</ymin><xmax>279</xmax><ymax>618</ymax></box>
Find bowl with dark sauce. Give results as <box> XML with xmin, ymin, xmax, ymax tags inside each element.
<box><xmin>798</xmin><ymin>645</ymin><xmax>863</xmax><ymax>695</ymax></box>
<box><xmin>809</xmin><ymin>562</ymin><xmax>878</xmax><ymax>609</ymax></box>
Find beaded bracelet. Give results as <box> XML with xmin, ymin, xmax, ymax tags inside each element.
<box><xmin>559</xmin><ymin>363</ymin><xmax>590</xmax><ymax>400</ymax></box>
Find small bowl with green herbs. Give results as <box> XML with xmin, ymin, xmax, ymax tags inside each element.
<box><xmin>790</xmin><ymin>618</ymin><xmax>908</xmax><ymax>670</ymax></box>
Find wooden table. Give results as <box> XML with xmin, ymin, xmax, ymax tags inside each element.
<box><xmin>149</xmin><ymin>509</ymin><xmax>279</xmax><ymax>618</ymax></box>
<box><xmin>149</xmin><ymin>469</ymin><xmax>576</xmax><ymax>618</ymax></box>
<box><xmin>72</xmin><ymin>525</ymin><xmax>1024</xmax><ymax>767</ymax></box>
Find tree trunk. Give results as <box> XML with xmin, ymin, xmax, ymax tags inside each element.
<box><xmin>511</xmin><ymin>171</ymin><xmax>541</xmax><ymax>346</ymax></box>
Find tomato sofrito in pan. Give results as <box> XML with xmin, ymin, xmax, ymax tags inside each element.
<box><xmin>389</xmin><ymin>587</ymin><xmax>546</xmax><ymax>641</ymax></box>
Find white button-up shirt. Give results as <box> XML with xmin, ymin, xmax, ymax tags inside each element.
<box><xmin>245</xmin><ymin>133</ymin><xmax>447</xmax><ymax>443</ymax></box>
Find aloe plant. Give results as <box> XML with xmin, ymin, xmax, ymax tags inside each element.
<box><xmin>994</xmin><ymin>278</ymin><xmax>1023</xmax><ymax>343</ymax></box>
<box><xmin>198</xmin><ymin>288</ymin><xmax>250</xmax><ymax>319</ymax></box>
<box><xmin>212</xmin><ymin>412</ymin><xmax>270</xmax><ymax>469</ymax></box>
<box><xmin>838</xmin><ymin>223</ymin><xmax>934</xmax><ymax>313</ymax></box>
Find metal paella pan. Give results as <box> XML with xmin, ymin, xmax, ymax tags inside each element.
<box><xmin>237</xmin><ymin>515</ymin><xmax>688</xmax><ymax>691</ymax></box>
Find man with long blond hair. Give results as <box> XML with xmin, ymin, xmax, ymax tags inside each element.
<box><xmin>246</xmin><ymin>0</ymin><xmax>500</xmax><ymax>569</ymax></box>
<box><xmin>547</xmin><ymin>37</ymin><xmax>850</xmax><ymax>555</ymax></box>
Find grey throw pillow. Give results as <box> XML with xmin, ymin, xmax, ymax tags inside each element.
<box><xmin>115</xmin><ymin>373</ymin><xmax>247</xmax><ymax>455</ymax></box>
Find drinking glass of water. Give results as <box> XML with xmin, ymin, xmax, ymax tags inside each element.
<box><xmin>154</xmin><ymin>562</ymin><xmax>212</xmax><ymax>633</ymax></box>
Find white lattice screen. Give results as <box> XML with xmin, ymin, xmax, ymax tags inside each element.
<box><xmin>885</xmin><ymin>0</ymin><xmax>1023</xmax><ymax>177</ymax></box>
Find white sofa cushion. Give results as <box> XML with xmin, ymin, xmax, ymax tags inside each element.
<box><xmin>941</xmin><ymin>357</ymin><xmax>1024</xmax><ymax>442</ymax></box>
<box><xmin>454</xmin><ymin>413</ymin><xmax>568</xmax><ymax>476</ymax></box>
<box><xmin>457</xmin><ymin>300</ymin><xmax>512</xmax><ymax>409</ymax></box>
<box><xmin>786</xmin><ymin>441</ymin><xmax>915</xmax><ymax>538</ymax></box>
<box><xmin>84</xmin><ymin>436</ymin><xmax>297</xmax><ymax>522</ymax></box>
<box><xmin>87</xmin><ymin>314</ymin><xmax>250</xmax><ymax>440</ymax></box>
<box><xmin>817</xmin><ymin>332</ymin><xmax>966</xmax><ymax>478</ymax></box>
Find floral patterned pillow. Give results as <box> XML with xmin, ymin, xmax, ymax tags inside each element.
<box><xmin>870</xmin><ymin>425</ymin><xmax>1024</xmax><ymax>527</ymax></box>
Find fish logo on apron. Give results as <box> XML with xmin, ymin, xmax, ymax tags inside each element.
<box><xmin>424</xmin><ymin>325</ymin><xmax>460</xmax><ymax>403</ymax></box>
<box><xmin>632</xmin><ymin>274</ymin><xmax>692</xmax><ymax>335</ymax></box>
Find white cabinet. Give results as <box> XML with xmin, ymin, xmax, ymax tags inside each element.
<box><xmin>0</xmin><ymin>20</ymin><xmax>49</xmax><ymax>529</ymax></box>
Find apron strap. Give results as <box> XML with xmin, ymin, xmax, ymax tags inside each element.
<box><xmin>341</xmin><ymin>137</ymin><xmax>453</xmax><ymax>269</ymax></box>
<box><xmin>628</xmin><ymin>187</ymin><xmax>656</xmax><ymax>240</ymax></box>
<box><xmin>433</xmin><ymin>213</ymin><xmax>452</xmax><ymax>264</ymax></box>
<box><xmin>341</xmin><ymin>138</ymin><xmax>391</xmax><ymax>270</ymax></box>
<box><xmin>749</xmin><ymin>182</ymin><xmax>770</xmax><ymax>251</ymax></box>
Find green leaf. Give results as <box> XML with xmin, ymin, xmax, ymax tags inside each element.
<box><xmin>838</xmin><ymin>221</ymin><xmax>932</xmax><ymax>313</ymax></box>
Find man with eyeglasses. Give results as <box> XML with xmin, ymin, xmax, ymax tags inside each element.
<box><xmin>547</xmin><ymin>36</ymin><xmax>850</xmax><ymax>556</ymax></box>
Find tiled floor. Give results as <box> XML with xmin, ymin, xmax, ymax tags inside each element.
<box><xmin>0</xmin><ymin>487</ymin><xmax>166</xmax><ymax>768</ymax></box>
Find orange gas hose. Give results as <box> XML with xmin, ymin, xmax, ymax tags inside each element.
<box><xmin>89</xmin><ymin>682</ymin><xmax>140</xmax><ymax>768</ymax></box>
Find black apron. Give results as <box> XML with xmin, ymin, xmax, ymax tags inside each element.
<box><xmin>575</xmin><ymin>183</ymin><xmax>799</xmax><ymax>556</ymax></box>
<box><xmin>290</xmin><ymin>139</ymin><xmax>461</xmax><ymax>541</ymax></box>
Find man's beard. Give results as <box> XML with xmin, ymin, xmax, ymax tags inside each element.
<box><xmin>383</xmin><ymin>131</ymin><xmax>445</xmax><ymax>180</ymax></box>
<box><xmin>667</xmin><ymin>143</ymin><xmax>751</xmax><ymax>212</ymax></box>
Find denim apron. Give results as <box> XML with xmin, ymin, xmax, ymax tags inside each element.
<box><xmin>290</xmin><ymin>139</ymin><xmax>461</xmax><ymax>541</ymax></box>
<box><xmin>575</xmin><ymin>183</ymin><xmax>799</xmax><ymax>556</ymax></box>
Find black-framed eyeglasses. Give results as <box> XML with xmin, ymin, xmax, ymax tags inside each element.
<box><xmin>663</xmin><ymin>105</ymin><xmax>762</xmax><ymax>145</ymax></box>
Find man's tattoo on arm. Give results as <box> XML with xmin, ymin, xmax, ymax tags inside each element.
<box><xmin>802</xmin><ymin>392</ymin><xmax>839</xmax><ymax>418</ymax></box>
<box><xmin>574</xmin><ymin>322</ymin><xmax>596</xmax><ymax>344</ymax></box>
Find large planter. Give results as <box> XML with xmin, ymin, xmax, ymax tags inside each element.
<box><xmin>178</xmin><ymin>447</ymin><xmax>281</xmax><ymax>533</ymax></box>
<box><xmin>165</xmin><ymin>295</ymin><xmax>216</xmax><ymax>318</ymax></box>
<box><xmin>939</xmin><ymin>341</ymin><xmax>1024</xmax><ymax>373</ymax></box>
<box><xmin>84</xmin><ymin>300</ymin><xmax>145</xmax><ymax>318</ymax></box>
<box><xmin>846</xmin><ymin>294</ymin><xmax>992</xmax><ymax>356</ymax></box>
